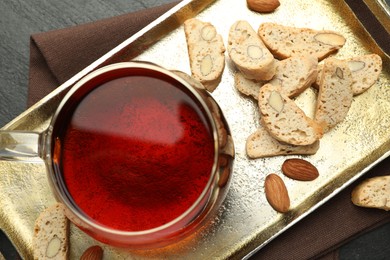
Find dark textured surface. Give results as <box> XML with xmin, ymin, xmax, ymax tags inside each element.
<box><xmin>339</xmin><ymin>222</ymin><xmax>390</xmax><ymax>260</ymax></box>
<box><xmin>0</xmin><ymin>0</ymin><xmax>389</xmax><ymax>259</ymax></box>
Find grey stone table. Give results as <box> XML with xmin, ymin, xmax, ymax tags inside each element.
<box><xmin>0</xmin><ymin>0</ymin><xmax>389</xmax><ymax>259</ymax></box>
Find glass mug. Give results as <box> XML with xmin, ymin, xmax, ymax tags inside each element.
<box><xmin>0</xmin><ymin>62</ymin><xmax>234</xmax><ymax>248</ymax></box>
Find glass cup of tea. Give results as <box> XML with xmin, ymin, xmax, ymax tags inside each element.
<box><xmin>0</xmin><ymin>62</ymin><xmax>234</xmax><ymax>249</ymax></box>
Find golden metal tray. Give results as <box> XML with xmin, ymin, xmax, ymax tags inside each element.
<box><xmin>1</xmin><ymin>0</ymin><xmax>390</xmax><ymax>259</ymax></box>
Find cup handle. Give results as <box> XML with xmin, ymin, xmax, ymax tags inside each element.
<box><xmin>0</xmin><ymin>130</ymin><xmax>43</xmax><ymax>162</ymax></box>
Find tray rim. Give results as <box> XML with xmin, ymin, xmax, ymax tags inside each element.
<box><xmin>346</xmin><ymin>0</ymin><xmax>390</xmax><ymax>57</ymax></box>
<box><xmin>369</xmin><ymin>0</ymin><xmax>390</xmax><ymax>29</ymax></box>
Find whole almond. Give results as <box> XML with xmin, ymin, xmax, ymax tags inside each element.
<box><xmin>247</xmin><ymin>0</ymin><xmax>280</xmax><ymax>13</ymax></box>
<box><xmin>282</xmin><ymin>158</ymin><xmax>319</xmax><ymax>181</ymax></box>
<box><xmin>80</xmin><ymin>245</ymin><xmax>103</xmax><ymax>260</ymax></box>
<box><xmin>264</xmin><ymin>174</ymin><xmax>290</xmax><ymax>213</ymax></box>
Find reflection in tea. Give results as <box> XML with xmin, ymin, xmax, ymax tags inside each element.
<box><xmin>54</xmin><ymin>75</ymin><xmax>215</xmax><ymax>231</ymax></box>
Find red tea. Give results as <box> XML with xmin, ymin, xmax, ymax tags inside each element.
<box><xmin>53</xmin><ymin>70</ymin><xmax>215</xmax><ymax>231</ymax></box>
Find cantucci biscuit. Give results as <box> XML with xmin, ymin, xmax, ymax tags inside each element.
<box><xmin>234</xmin><ymin>71</ymin><xmax>264</xmax><ymax>99</ymax></box>
<box><xmin>246</xmin><ymin>125</ymin><xmax>320</xmax><ymax>158</ymax></box>
<box><xmin>351</xmin><ymin>175</ymin><xmax>390</xmax><ymax>211</ymax></box>
<box><xmin>314</xmin><ymin>57</ymin><xmax>353</xmax><ymax>132</ymax></box>
<box><xmin>269</xmin><ymin>54</ymin><xmax>318</xmax><ymax>98</ymax></box>
<box><xmin>313</xmin><ymin>54</ymin><xmax>382</xmax><ymax>95</ymax></box>
<box><xmin>33</xmin><ymin>203</ymin><xmax>69</xmax><ymax>260</ymax></box>
<box><xmin>258</xmin><ymin>22</ymin><xmax>346</xmax><ymax>61</ymax></box>
<box><xmin>184</xmin><ymin>18</ymin><xmax>225</xmax><ymax>92</ymax></box>
<box><xmin>258</xmin><ymin>84</ymin><xmax>323</xmax><ymax>146</ymax></box>
<box><xmin>234</xmin><ymin>55</ymin><xmax>317</xmax><ymax>99</ymax></box>
<box><xmin>228</xmin><ymin>20</ymin><xmax>276</xmax><ymax>81</ymax></box>
<box><xmin>346</xmin><ymin>54</ymin><xmax>382</xmax><ymax>95</ymax></box>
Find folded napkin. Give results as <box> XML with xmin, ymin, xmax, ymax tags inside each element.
<box><xmin>28</xmin><ymin>2</ymin><xmax>389</xmax><ymax>259</ymax></box>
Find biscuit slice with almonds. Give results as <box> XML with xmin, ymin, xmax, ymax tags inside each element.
<box><xmin>33</xmin><ymin>203</ymin><xmax>69</xmax><ymax>260</ymax></box>
<box><xmin>234</xmin><ymin>55</ymin><xmax>318</xmax><ymax>99</ymax></box>
<box><xmin>346</xmin><ymin>54</ymin><xmax>382</xmax><ymax>95</ymax></box>
<box><xmin>246</xmin><ymin>124</ymin><xmax>320</xmax><ymax>158</ymax></box>
<box><xmin>228</xmin><ymin>20</ymin><xmax>276</xmax><ymax>81</ymax></box>
<box><xmin>313</xmin><ymin>54</ymin><xmax>382</xmax><ymax>96</ymax></box>
<box><xmin>258</xmin><ymin>22</ymin><xmax>346</xmax><ymax>61</ymax></box>
<box><xmin>184</xmin><ymin>18</ymin><xmax>225</xmax><ymax>92</ymax></box>
<box><xmin>234</xmin><ymin>71</ymin><xmax>265</xmax><ymax>99</ymax></box>
<box><xmin>258</xmin><ymin>84</ymin><xmax>323</xmax><ymax>146</ymax></box>
<box><xmin>351</xmin><ymin>175</ymin><xmax>390</xmax><ymax>211</ymax></box>
<box><xmin>269</xmin><ymin>54</ymin><xmax>318</xmax><ymax>97</ymax></box>
<box><xmin>314</xmin><ymin>57</ymin><xmax>353</xmax><ymax>132</ymax></box>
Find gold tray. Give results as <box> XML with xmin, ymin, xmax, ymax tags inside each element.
<box><xmin>1</xmin><ymin>0</ymin><xmax>390</xmax><ymax>259</ymax></box>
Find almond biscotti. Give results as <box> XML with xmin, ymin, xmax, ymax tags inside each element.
<box><xmin>234</xmin><ymin>71</ymin><xmax>264</xmax><ymax>99</ymax></box>
<box><xmin>269</xmin><ymin>54</ymin><xmax>318</xmax><ymax>97</ymax></box>
<box><xmin>314</xmin><ymin>54</ymin><xmax>382</xmax><ymax>96</ymax></box>
<box><xmin>258</xmin><ymin>84</ymin><xmax>323</xmax><ymax>146</ymax></box>
<box><xmin>314</xmin><ymin>57</ymin><xmax>353</xmax><ymax>132</ymax></box>
<box><xmin>246</xmin><ymin>125</ymin><xmax>320</xmax><ymax>158</ymax></box>
<box><xmin>228</xmin><ymin>20</ymin><xmax>276</xmax><ymax>81</ymax></box>
<box><xmin>184</xmin><ymin>18</ymin><xmax>226</xmax><ymax>92</ymax></box>
<box><xmin>235</xmin><ymin>54</ymin><xmax>318</xmax><ymax>99</ymax></box>
<box><xmin>258</xmin><ymin>22</ymin><xmax>346</xmax><ymax>61</ymax></box>
<box><xmin>346</xmin><ymin>54</ymin><xmax>382</xmax><ymax>95</ymax></box>
<box><xmin>33</xmin><ymin>203</ymin><xmax>69</xmax><ymax>260</ymax></box>
<box><xmin>351</xmin><ymin>175</ymin><xmax>390</xmax><ymax>211</ymax></box>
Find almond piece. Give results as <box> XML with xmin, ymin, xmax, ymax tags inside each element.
<box><xmin>347</xmin><ymin>60</ymin><xmax>365</xmax><ymax>72</ymax></box>
<box><xmin>264</xmin><ymin>174</ymin><xmax>290</xmax><ymax>213</ymax></box>
<box><xmin>200</xmin><ymin>55</ymin><xmax>213</xmax><ymax>76</ymax></box>
<box><xmin>282</xmin><ymin>158</ymin><xmax>319</xmax><ymax>181</ymax></box>
<box><xmin>247</xmin><ymin>45</ymin><xmax>264</xmax><ymax>59</ymax></box>
<box><xmin>313</xmin><ymin>32</ymin><xmax>346</xmax><ymax>47</ymax></box>
<box><xmin>201</xmin><ymin>25</ymin><xmax>216</xmax><ymax>41</ymax></box>
<box><xmin>335</xmin><ymin>67</ymin><xmax>344</xmax><ymax>79</ymax></box>
<box><xmin>80</xmin><ymin>245</ymin><xmax>104</xmax><ymax>260</ymax></box>
<box><xmin>45</xmin><ymin>236</ymin><xmax>62</xmax><ymax>258</ymax></box>
<box><xmin>247</xmin><ymin>0</ymin><xmax>280</xmax><ymax>13</ymax></box>
<box><xmin>268</xmin><ymin>91</ymin><xmax>284</xmax><ymax>113</ymax></box>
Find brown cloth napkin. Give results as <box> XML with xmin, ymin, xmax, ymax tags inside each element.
<box><xmin>28</xmin><ymin>2</ymin><xmax>389</xmax><ymax>259</ymax></box>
